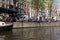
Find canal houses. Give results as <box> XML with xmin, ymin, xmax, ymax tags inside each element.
<box><xmin>0</xmin><ymin>0</ymin><xmax>18</xmax><ymax>31</ymax></box>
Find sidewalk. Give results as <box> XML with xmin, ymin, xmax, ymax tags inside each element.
<box><xmin>13</xmin><ymin>22</ymin><xmax>60</xmax><ymax>28</ymax></box>
<box><xmin>13</xmin><ymin>22</ymin><xmax>39</xmax><ymax>28</ymax></box>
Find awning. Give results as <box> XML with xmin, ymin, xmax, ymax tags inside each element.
<box><xmin>0</xmin><ymin>7</ymin><xmax>18</xmax><ymax>13</ymax></box>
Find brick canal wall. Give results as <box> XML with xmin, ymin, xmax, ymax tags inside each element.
<box><xmin>13</xmin><ymin>22</ymin><xmax>60</xmax><ymax>28</ymax></box>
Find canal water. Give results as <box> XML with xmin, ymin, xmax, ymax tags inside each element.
<box><xmin>0</xmin><ymin>26</ymin><xmax>60</xmax><ymax>40</ymax></box>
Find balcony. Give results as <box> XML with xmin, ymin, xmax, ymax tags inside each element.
<box><xmin>0</xmin><ymin>7</ymin><xmax>18</xmax><ymax>13</ymax></box>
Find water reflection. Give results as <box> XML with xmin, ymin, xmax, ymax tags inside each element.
<box><xmin>0</xmin><ymin>29</ymin><xmax>23</xmax><ymax>40</ymax></box>
<box><xmin>0</xmin><ymin>31</ymin><xmax>12</xmax><ymax>40</ymax></box>
<box><xmin>0</xmin><ymin>27</ymin><xmax>60</xmax><ymax>40</ymax></box>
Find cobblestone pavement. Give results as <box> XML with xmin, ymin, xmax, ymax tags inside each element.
<box><xmin>0</xmin><ymin>26</ymin><xmax>60</xmax><ymax>40</ymax></box>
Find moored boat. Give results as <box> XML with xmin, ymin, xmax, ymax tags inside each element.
<box><xmin>0</xmin><ymin>22</ymin><xmax>13</xmax><ymax>31</ymax></box>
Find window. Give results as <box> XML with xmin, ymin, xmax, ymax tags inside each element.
<box><xmin>7</xmin><ymin>0</ymin><xmax>8</xmax><ymax>1</ymax></box>
<box><xmin>6</xmin><ymin>5</ymin><xmax>9</xmax><ymax>8</ymax></box>
<box><xmin>2</xmin><ymin>3</ymin><xmax>4</xmax><ymax>7</ymax></box>
<box><xmin>2</xmin><ymin>0</ymin><xmax>4</xmax><ymax>1</ymax></box>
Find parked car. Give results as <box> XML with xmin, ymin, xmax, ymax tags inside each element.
<box><xmin>53</xmin><ymin>16</ymin><xmax>57</xmax><ymax>22</ymax></box>
<box><xmin>21</xmin><ymin>15</ymin><xmax>28</xmax><ymax>21</ymax></box>
<box><xmin>38</xmin><ymin>16</ymin><xmax>45</xmax><ymax>22</ymax></box>
<box><xmin>0</xmin><ymin>16</ymin><xmax>3</xmax><ymax>21</ymax></box>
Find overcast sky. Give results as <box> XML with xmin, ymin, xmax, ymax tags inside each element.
<box><xmin>56</xmin><ymin>0</ymin><xmax>60</xmax><ymax>11</ymax></box>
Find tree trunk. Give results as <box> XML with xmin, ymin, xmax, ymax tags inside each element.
<box><xmin>49</xmin><ymin>0</ymin><xmax>53</xmax><ymax>18</ymax></box>
<box><xmin>35</xmin><ymin>8</ymin><xmax>38</xmax><ymax>21</ymax></box>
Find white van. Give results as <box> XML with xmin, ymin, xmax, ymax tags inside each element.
<box><xmin>53</xmin><ymin>16</ymin><xmax>57</xmax><ymax>21</ymax></box>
